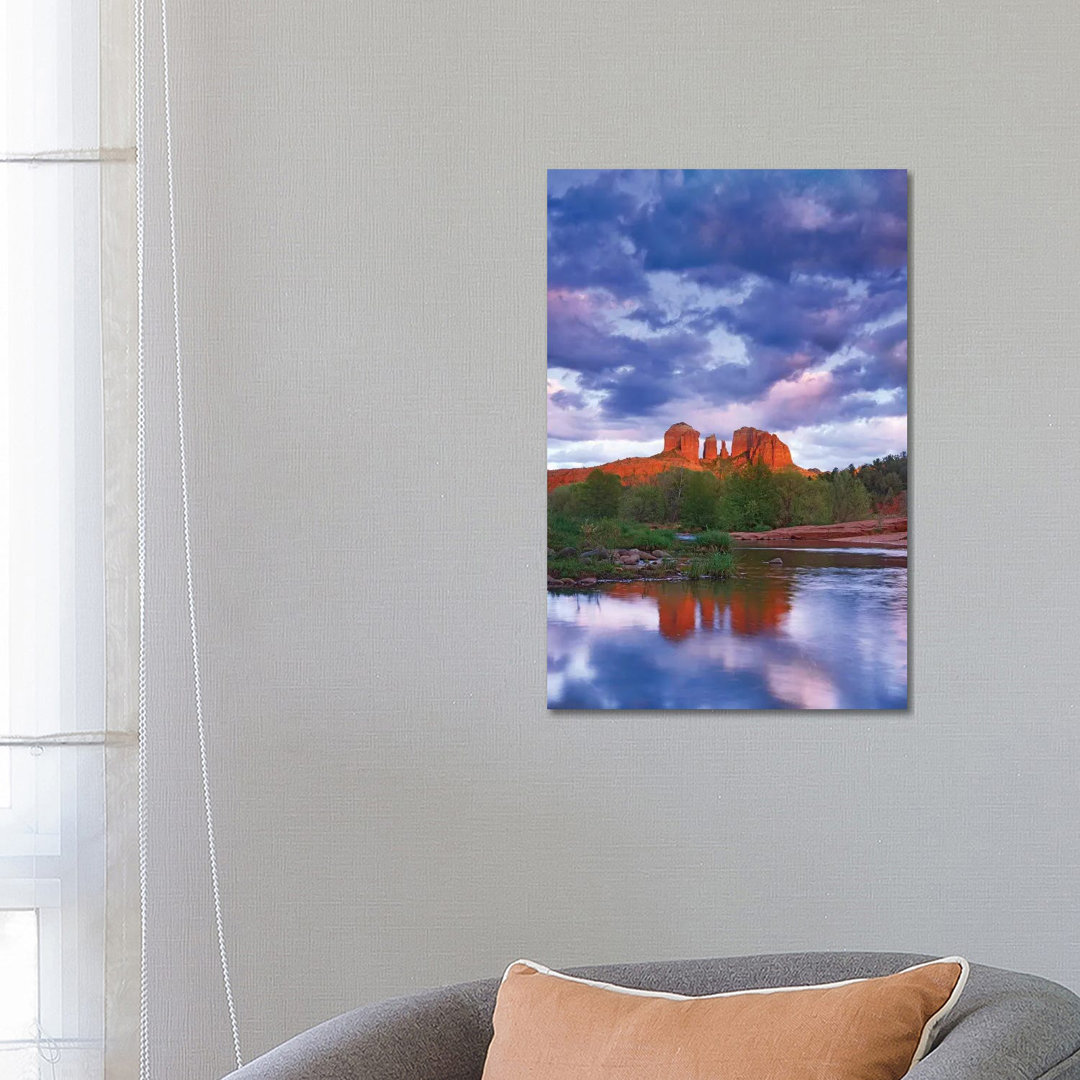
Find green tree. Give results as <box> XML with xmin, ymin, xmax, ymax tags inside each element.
<box><xmin>774</xmin><ymin>470</ymin><xmax>806</xmax><ymax>527</ymax></box>
<box><xmin>548</xmin><ymin>481</ymin><xmax>588</xmax><ymax>518</ymax></box>
<box><xmin>579</xmin><ymin>469</ymin><xmax>623</xmax><ymax>518</ymax></box>
<box><xmin>620</xmin><ymin>483</ymin><xmax>666</xmax><ymax>523</ymax></box>
<box><xmin>680</xmin><ymin>471</ymin><xmax>721</xmax><ymax>529</ymax></box>
<box><xmin>794</xmin><ymin>478</ymin><xmax>831</xmax><ymax>525</ymax></box>
<box><xmin>828</xmin><ymin>470</ymin><xmax>873</xmax><ymax>522</ymax></box>
<box><xmin>854</xmin><ymin>452</ymin><xmax>908</xmax><ymax>502</ymax></box>
<box><xmin>774</xmin><ymin>469</ymin><xmax>831</xmax><ymax>526</ymax></box>
<box><xmin>657</xmin><ymin>468</ymin><xmax>693</xmax><ymax>522</ymax></box>
<box><xmin>718</xmin><ymin>463</ymin><xmax>782</xmax><ymax>530</ymax></box>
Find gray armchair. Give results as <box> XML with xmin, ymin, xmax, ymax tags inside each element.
<box><xmin>224</xmin><ymin>952</ymin><xmax>1080</xmax><ymax>1079</ymax></box>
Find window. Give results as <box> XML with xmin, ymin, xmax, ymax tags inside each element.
<box><xmin>1</xmin><ymin>2</ymin><xmax>112</xmax><ymax>1077</ymax></box>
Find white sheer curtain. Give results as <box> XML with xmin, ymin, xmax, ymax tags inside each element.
<box><xmin>1</xmin><ymin>2</ymin><xmax>136</xmax><ymax>1078</ymax></box>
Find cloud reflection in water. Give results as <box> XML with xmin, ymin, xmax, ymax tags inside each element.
<box><xmin>548</xmin><ymin>556</ymin><xmax>907</xmax><ymax>710</ymax></box>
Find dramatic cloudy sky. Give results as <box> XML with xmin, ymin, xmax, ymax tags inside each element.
<box><xmin>547</xmin><ymin>169</ymin><xmax>908</xmax><ymax>471</ymax></box>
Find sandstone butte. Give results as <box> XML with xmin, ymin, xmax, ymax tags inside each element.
<box><xmin>547</xmin><ymin>421</ymin><xmax>813</xmax><ymax>492</ymax></box>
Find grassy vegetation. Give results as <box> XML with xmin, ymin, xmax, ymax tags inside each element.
<box><xmin>548</xmin><ymin>513</ymin><xmax>679</xmax><ymax>556</ymax></box>
<box><xmin>548</xmin><ymin>508</ymin><xmax>740</xmax><ymax>586</ymax></box>
<box><xmin>692</xmin><ymin>529</ymin><xmax>732</xmax><ymax>552</ymax></box>
<box><xmin>547</xmin><ymin>556</ymin><xmax>621</xmax><ymax>580</ymax></box>
<box><xmin>547</xmin><ymin>512</ymin><xmax>583</xmax><ymax>554</ymax></box>
<box><xmin>547</xmin><ymin>557</ymin><xmax>685</xmax><ymax>583</ymax></box>
<box><xmin>686</xmin><ymin>551</ymin><xmax>736</xmax><ymax>581</ymax></box>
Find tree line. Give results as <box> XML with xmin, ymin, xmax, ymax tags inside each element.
<box><xmin>548</xmin><ymin>452</ymin><xmax>907</xmax><ymax>533</ymax></box>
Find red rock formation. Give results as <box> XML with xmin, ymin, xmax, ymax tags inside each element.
<box><xmin>729</xmin><ymin>426</ymin><xmax>795</xmax><ymax>470</ymax></box>
<box><xmin>546</xmin><ymin>421</ymin><xmax>807</xmax><ymax>492</ymax></box>
<box><xmin>663</xmin><ymin>421</ymin><xmax>700</xmax><ymax>463</ymax></box>
<box><xmin>546</xmin><ymin>455</ymin><xmax>707</xmax><ymax>492</ymax></box>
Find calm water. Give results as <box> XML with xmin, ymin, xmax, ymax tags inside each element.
<box><xmin>547</xmin><ymin>547</ymin><xmax>907</xmax><ymax>710</ymax></box>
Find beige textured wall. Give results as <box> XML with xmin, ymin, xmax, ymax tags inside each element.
<box><xmin>136</xmin><ymin>2</ymin><xmax>1080</xmax><ymax>1076</ymax></box>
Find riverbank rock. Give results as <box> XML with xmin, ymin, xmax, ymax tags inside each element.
<box><xmin>729</xmin><ymin>516</ymin><xmax>907</xmax><ymax>547</ymax></box>
<box><xmin>652</xmin><ymin>549</ymin><xmax>671</xmax><ymax>559</ymax></box>
<box><xmin>767</xmin><ymin>557</ymin><xmax>783</xmax><ymax>565</ymax></box>
<box><xmin>557</xmin><ymin>546</ymin><xmax>577</xmax><ymax>558</ymax></box>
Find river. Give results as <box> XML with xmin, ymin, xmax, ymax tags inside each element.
<box><xmin>547</xmin><ymin>546</ymin><xmax>907</xmax><ymax>710</ymax></box>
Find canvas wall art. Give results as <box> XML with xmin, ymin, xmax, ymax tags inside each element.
<box><xmin>547</xmin><ymin>169</ymin><xmax>908</xmax><ymax>710</ymax></box>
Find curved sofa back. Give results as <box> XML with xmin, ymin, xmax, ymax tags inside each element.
<box><xmin>225</xmin><ymin>951</ymin><xmax>1080</xmax><ymax>1080</ymax></box>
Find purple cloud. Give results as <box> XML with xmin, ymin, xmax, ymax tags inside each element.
<box><xmin>547</xmin><ymin>169</ymin><xmax>907</xmax><ymax>469</ymax></box>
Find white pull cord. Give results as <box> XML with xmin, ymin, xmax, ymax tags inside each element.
<box><xmin>134</xmin><ymin>0</ymin><xmax>151</xmax><ymax>1074</ymax></box>
<box><xmin>135</xmin><ymin>0</ymin><xmax>244</xmax><ymax>1070</ymax></box>
<box><xmin>159</xmin><ymin>0</ymin><xmax>244</xmax><ymax>1064</ymax></box>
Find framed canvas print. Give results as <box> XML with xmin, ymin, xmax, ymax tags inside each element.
<box><xmin>547</xmin><ymin>170</ymin><xmax>908</xmax><ymax>710</ymax></box>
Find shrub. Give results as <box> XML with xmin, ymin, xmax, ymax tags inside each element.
<box><xmin>580</xmin><ymin>518</ymin><xmax>623</xmax><ymax>551</ymax></box>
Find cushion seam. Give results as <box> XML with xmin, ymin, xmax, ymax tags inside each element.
<box><xmin>1037</xmin><ymin>1043</ymin><xmax>1080</xmax><ymax>1080</ymax></box>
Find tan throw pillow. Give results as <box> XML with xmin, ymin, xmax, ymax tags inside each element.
<box><xmin>481</xmin><ymin>957</ymin><xmax>968</xmax><ymax>1080</ymax></box>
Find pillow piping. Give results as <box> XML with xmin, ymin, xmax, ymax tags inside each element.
<box><xmin>500</xmin><ymin>955</ymin><xmax>970</xmax><ymax>1068</ymax></box>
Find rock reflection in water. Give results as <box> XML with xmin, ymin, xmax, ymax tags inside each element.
<box><xmin>598</xmin><ymin>579</ymin><xmax>794</xmax><ymax>641</ymax></box>
<box><xmin>548</xmin><ymin>555</ymin><xmax>906</xmax><ymax>710</ymax></box>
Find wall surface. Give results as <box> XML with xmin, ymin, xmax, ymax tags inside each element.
<box><xmin>136</xmin><ymin>2</ymin><xmax>1080</xmax><ymax>1076</ymax></box>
